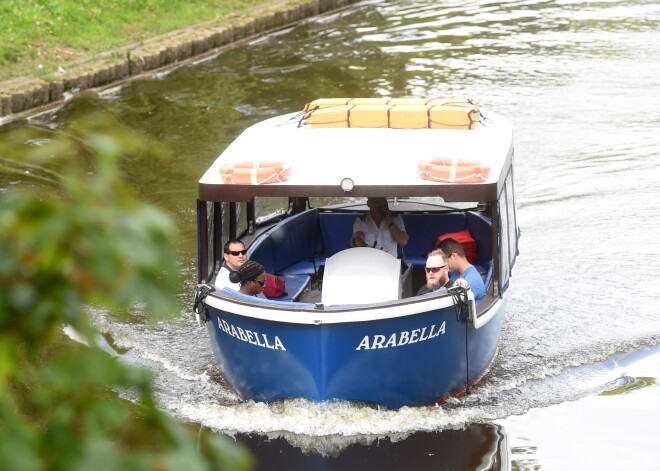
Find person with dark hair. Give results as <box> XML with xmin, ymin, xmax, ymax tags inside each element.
<box><xmin>215</xmin><ymin>239</ymin><xmax>247</xmax><ymax>290</ymax></box>
<box><xmin>228</xmin><ymin>261</ymin><xmax>267</xmax><ymax>298</ymax></box>
<box><xmin>437</xmin><ymin>238</ymin><xmax>486</xmax><ymax>300</ymax></box>
<box><xmin>352</xmin><ymin>197</ymin><xmax>408</xmax><ymax>257</ymax></box>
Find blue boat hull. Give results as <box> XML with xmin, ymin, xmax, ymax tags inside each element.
<box><xmin>204</xmin><ymin>297</ymin><xmax>505</xmax><ymax>408</ymax></box>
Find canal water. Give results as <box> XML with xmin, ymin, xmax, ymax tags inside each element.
<box><xmin>4</xmin><ymin>0</ymin><xmax>660</xmax><ymax>468</ymax></box>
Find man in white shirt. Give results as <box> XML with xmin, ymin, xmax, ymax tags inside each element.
<box><xmin>214</xmin><ymin>239</ymin><xmax>247</xmax><ymax>291</ymax></box>
<box><xmin>352</xmin><ymin>197</ymin><xmax>409</xmax><ymax>258</ymax></box>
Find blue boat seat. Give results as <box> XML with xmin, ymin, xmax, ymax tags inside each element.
<box><xmin>222</xmin><ymin>288</ymin><xmax>315</xmax><ymax>307</ymax></box>
<box><xmin>466</xmin><ymin>212</ymin><xmax>492</xmax><ymax>267</ymax></box>
<box><xmin>249</xmin><ymin>209</ymin><xmax>356</xmax><ymax>278</ymax></box>
<box><xmin>474</xmin><ymin>260</ymin><xmax>493</xmax><ymax>286</ymax></box>
<box><xmin>278</xmin><ymin>256</ymin><xmax>328</xmax><ymax>276</ymax></box>
<box><xmin>401</xmin><ymin>213</ymin><xmax>467</xmax><ymax>268</ymax></box>
<box><xmin>248</xmin><ymin>209</ymin><xmax>323</xmax><ymax>276</ymax></box>
<box><xmin>272</xmin><ymin>274</ymin><xmax>311</xmax><ymax>302</ymax></box>
<box><xmin>401</xmin><ymin>212</ymin><xmax>494</xmax><ymax>285</ymax></box>
<box><xmin>318</xmin><ymin>212</ymin><xmax>356</xmax><ymax>256</ymax></box>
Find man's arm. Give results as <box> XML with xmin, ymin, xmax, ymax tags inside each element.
<box><xmin>353</xmin><ymin>230</ymin><xmax>369</xmax><ymax>247</ymax></box>
<box><xmin>352</xmin><ymin>215</ymin><xmax>370</xmax><ymax>247</ymax></box>
<box><xmin>385</xmin><ymin>213</ymin><xmax>409</xmax><ymax>246</ymax></box>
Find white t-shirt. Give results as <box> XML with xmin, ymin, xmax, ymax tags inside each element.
<box><xmin>214</xmin><ymin>265</ymin><xmax>240</xmax><ymax>291</ymax></box>
<box><xmin>353</xmin><ymin>213</ymin><xmax>405</xmax><ymax>257</ymax></box>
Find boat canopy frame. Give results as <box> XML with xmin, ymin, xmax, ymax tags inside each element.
<box><xmin>196</xmin><ymin>147</ymin><xmax>517</xmax><ymax>307</ymax></box>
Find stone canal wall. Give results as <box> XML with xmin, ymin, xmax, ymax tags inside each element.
<box><xmin>0</xmin><ymin>0</ymin><xmax>362</xmax><ymax>122</ymax></box>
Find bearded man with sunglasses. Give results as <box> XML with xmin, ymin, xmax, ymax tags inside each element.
<box><xmin>214</xmin><ymin>239</ymin><xmax>248</xmax><ymax>291</ymax></box>
<box><xmin>417</xmin><ymin>249</ymin><xmax>455</xmax><ymax>295</ymax></box>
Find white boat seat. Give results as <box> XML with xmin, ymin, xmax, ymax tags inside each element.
<box><xmin>321</xmin><ymin>247</ymin><xmax>401</xmax><ymax>305</ymax></box>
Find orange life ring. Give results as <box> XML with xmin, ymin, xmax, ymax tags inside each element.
<box><xmin>418</xmin><ymin>158</ymin><xmax>490</xmax><ymax>183</ymax></box>
<box><xmin>220</xmin><ymin>161</ymin><xmax>291</xmax><ymax>185</ymax></box>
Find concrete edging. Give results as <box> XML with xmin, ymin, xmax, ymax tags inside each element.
<box><xmin>0</xmin><ymin>0</ymin><xmax>362</xmax><ymax>122</ymax></box>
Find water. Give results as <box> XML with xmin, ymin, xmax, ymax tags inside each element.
<box><xmin>3</xmin><ymin>0</ymin><xmax>660</xmax><ymax>468</ymax></box>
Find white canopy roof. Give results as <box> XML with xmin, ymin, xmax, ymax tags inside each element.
<box><xmin>199</xmin><ymin>109</ymin><xmax>513</xmax><ymax>202</ymax></box>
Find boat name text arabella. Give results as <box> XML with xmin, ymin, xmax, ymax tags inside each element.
<box><xmin>217</xmin><ymin>317</ymin><xmax>286</xmax><ymax>351</ymax></box>
<box><xmin>218</xmin><ymin>316</ymin><xmax>448</xmax><ymax>352</ymax></box>
<box><xmin>356</xmin><ymin>322</ymin><xmax>446</xmax><ymax>350</ymax></box>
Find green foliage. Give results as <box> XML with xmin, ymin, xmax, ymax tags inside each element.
<box><xmin>0</xmin><ymin>113</ymin><xmax>253</xmax><ymax>470</ymax></box>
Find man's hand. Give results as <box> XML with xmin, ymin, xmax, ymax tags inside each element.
<box><xmin>454</xmin><ymin>278</ymin><xmax>470</xmax><ymax>289</ymax></box>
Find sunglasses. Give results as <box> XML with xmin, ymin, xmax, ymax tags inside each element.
<box><xmin>425</xmin><ymin>265</ymin><xmax>447</xmax><ymax>274</ymax></box>
<box><xmin>254</xmin><ymin>279</ymin><xmax>266</xmax><ymax>286</ymax></box>
<box><xmin>226</xmin><ymin>249</ymin><xmax>248</xmax><ymax>256</ymax></box>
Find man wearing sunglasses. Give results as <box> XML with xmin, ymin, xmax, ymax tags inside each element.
<box><xmin>214</xmin><ymin>239</ymin><xmax>248</xmax><ymax>290</ymax></box>
<box><xmin>437</xmin><ymin>238</ymin><xmax>486</xmax><ymax>301</ymax></box>
<box><xmin>417</xmin><ymin>249</ymin><xmax>455</xmax><ymax>295</ymax></box>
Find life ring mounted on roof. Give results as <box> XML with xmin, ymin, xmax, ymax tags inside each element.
<box><xmin>418</xmin><ymin>158</ymin><xmax>490</xmax><ymax>184</ymax></box>
<box><xmin>220</xmin><ymin>161</ymin><xmax>291</xmax><ymax>185</ymax></box>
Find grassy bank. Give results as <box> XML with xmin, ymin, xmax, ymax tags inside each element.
<box><xmin>0</xmin><ymin>0</ymin><xmax>275</xmax><ymax>81</ymax></box>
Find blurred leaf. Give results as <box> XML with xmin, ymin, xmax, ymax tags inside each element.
<box><xmin>0</xmin><ymin>112</ymin><xmax>252</xmax><ymax>470</ymax></box>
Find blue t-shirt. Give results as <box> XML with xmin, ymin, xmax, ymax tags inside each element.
<box><xmin>450</xmin><ymin>265</ymin><xmax>486</xmax><ymax>300</ymax></box>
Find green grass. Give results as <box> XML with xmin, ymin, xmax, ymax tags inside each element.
<box><xmin>0</xmin><ymin>0</ymin><xmax>277</xmax><ymax>81</ymax></box>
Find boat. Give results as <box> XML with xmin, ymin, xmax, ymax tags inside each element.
<box><xmin>193</xmin><ymin>98</ymin><xmax>519</xmax><ymax>408</ymax></box>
